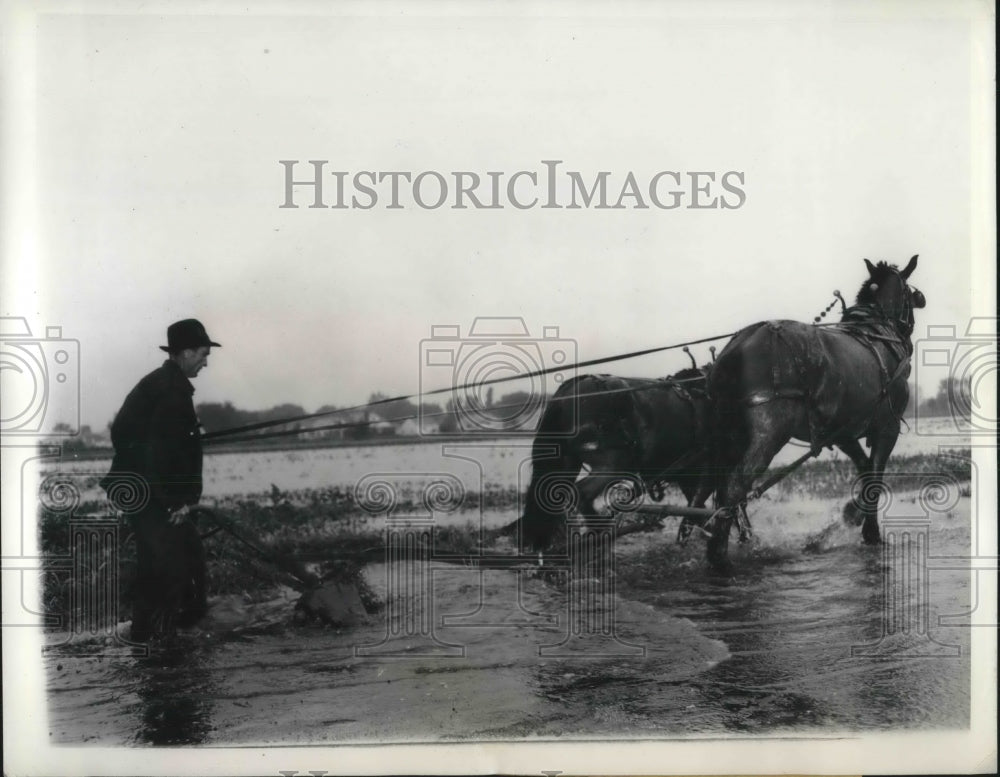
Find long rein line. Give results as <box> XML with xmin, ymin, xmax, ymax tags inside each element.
<box><xmin>203</xmin><ymin>377</ymin><xmax>711</xmax><ymax>447</ymax></box>
<box><xmin>199</xmin><ymin>292</ymin><xmax>907</xmax><ymax>448</ymax></box>
<box><xmin>200</xmin><ymin>331</ymin><xmax>735</xmax><ymax>446</ymax></box>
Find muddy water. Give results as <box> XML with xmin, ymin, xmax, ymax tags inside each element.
<box><xmin>46</xmin><ymin>492</ymin><xmax>971</xmax><ymax>744</ymax></box>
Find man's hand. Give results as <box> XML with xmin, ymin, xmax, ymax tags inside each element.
<box><xmin>169</xmin><ymin>504</ymin><xmax>192</xmax><ymax>525</ymax></box>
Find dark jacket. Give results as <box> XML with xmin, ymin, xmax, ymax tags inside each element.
<box><xmin>101</xmin><ymin>360</ymin><xmax>203</xmax><ymax>511</ymax></box>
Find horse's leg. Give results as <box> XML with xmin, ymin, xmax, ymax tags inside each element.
<box><xmin>836</xmin><ymin>438</ymin><xmax>871</xmax><ymax>526</ymax></box>
<box><xmin>574</xmin><ymin>475</ymin><xmax>601</xmax><ymax>521</ymax></box>
<box><xmin>837</xmin><ymin>438</ymin><xmax>870</xmax><ymax>472</ymax></box>
<box><xmin>676</xmin><ymin>472</ymin><xmax>716</xmax><ymax>544</ymax></box>
<box><xmin>674</xmin><ymin>451</ymin><xmax>716</xmax><ymax>544</ymax></box>
<box><xmin>649</xmin><ymin>480</ymin><xmax>666</xmax><ymax>502</ymax></box>
<box><xmin>735</xmin><ymin>504</ymin><xmax>753</xmax><ymax>544</ymax></box>
<box><xmin>676</xmin><ymin>481</ymin><xmax>699</xmax><ymax>544</ymax></box>
<box><xmin>860</xmin><ymin>424</ymin><xmax>900</xmax><ymax>544</ymax></box>
<box><xmin>691</xmin><ymin>466</ymin><xmax>714</xmax><ymax>508</ymax></box>
<box><xmin>710</xmin><ymin>403</ymin><xmax>796</xmax><ymax>568</ymax></box>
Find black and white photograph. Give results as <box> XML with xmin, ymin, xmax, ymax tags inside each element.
<box><xmin>1</xmin><ymin>1</ymin><xmax>995</xmax><ymax>774</ymax></box>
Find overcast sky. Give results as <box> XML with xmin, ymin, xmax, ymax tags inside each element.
<box><xmin>2</xmin><ymin>1</ymin><xmax>993</xmax><ymax>431</ymax></box>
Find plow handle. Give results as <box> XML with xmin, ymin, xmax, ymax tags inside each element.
<box><xmin>192</xmin><ymin>506</ymin><xmax>320</xmax><ymax>590</ymax></box>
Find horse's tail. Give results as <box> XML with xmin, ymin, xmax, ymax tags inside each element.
<box><xmin>516</xmin><ymin>375</ymin><xmax>589</xmax><ymax>550</ymax></box>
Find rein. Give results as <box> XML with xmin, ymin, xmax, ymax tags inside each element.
<box><xmin>203</xmin><ymin>375</ymin><xmax>711</xmax><ymax>448</ymax></box>
<box><xmin>199</xmin><ymin>332</ymin><xmax>734</xmax><ymax>444</ymax></box>
<box><xmin>818</xmin><ymin>270</ymin><xmax>920</xmax><ymax>429</ymax></box>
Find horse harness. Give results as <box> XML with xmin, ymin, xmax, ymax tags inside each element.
<box><xmin>738</xmin><ymin>310</ymin><xmax>912</xmax><ymax>456</ymax></box>
<box><xmin>589</xmin><ymin>372</ymin><xmax>707</xmax><ymax>437</ymax></box>
<box><xmin>624</xmin><ymin>372</ymin><xmax>711</xmax><ymax>497</ymax></box>
<box><xmin>830</xmin><ymin>316</ymin><xmax>913</xmax><ymax>423</ymax></box>
<box><xmin>578</xmin><ymin>373</ymin><xmax>709</xmax><ymax>496</ymax></box>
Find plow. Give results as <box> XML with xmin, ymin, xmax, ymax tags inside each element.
<box><xmin>190</xmin><ymin>440</ymin><xmax>824</xmax><ymax>629</ymax></box>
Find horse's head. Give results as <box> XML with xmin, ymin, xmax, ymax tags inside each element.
<box><xmin>855</xmin><ymin>255</ymin><xmax>926</xmax><ymax>336</ymax></box>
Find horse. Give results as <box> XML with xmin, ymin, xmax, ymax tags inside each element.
<box><xmin>705</xmin><ymin>255</ymin><xmax>926</xmax><ymax>568</ymax></box>
<box><xmin>518</xmin><ymin>366</ymin><xmax>714</xmax><ymax>551</ymax></box>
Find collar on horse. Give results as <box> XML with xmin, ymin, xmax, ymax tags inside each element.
<box><xmin>821</xmin><ymin>294</ymin><xmax>916</xmax><ymax>435</ymax></box>
<box><xmin>830</xmin><ymin>307</ymin><xmax>912</xmax><ymax>363</ymax></box>
<box><xmin>847</xmin><ymin>302</ymin><xmax>913</xmax><ymax>331</ymax></box>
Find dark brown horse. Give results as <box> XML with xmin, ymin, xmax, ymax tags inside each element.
<box><xmin>518</xmin><ymin>367</ymin><xmax>713</xmax><ymax>550</ymax></box>
<box><xmin>705</xmin><ymin>256</ymin><xmax>926</xmax><ymax>567</ymax></box>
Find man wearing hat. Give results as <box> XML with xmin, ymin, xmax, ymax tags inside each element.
<box><xmin>101</xmin><ymin>319</ymin><xmax>222</xmax><ymax>641</ymax></box>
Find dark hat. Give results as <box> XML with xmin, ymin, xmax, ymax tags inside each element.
<box><xmin>159</xmin><ymin>319</ymin><xmax>222</xmax><ymax>353</ymax></box>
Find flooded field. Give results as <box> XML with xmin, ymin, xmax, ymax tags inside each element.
<box><xmin>32</xmin><ymin>417</ymin><xmax>981</xmax><ymax>746</ymax></box>
<box><xmin>44</xmin><ymin>484</ymin><xmax>973</xmax><ymax>744</ymax></box>
<box><xmin>42</xmin><ymin>417</ymin><xmax>972</xmax><ymax>504</ymax></box>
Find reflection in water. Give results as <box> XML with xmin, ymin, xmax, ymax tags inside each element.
<box><xmin>694</xmin><ymin>550</ymin><xmax>873</xmax><ymax>731</ymax></box>
<box><xmin>46</xmin><ymin>503</ymin><xmax>972</xmax><ymax>742</ymax></box>
<box><xmin>613</xmin><ymin>517</ymin><xmax>970</xmax><ymax>733</ymax></box>
<box><xmin>134</xmin><ymin>639</ymin><xmax>217</xmax><ymax>745</ymax></box>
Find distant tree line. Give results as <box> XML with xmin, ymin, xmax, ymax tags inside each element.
<box><xmin>195</xmin><ymin>401</ymin><xmax>310</xmax><ymax>435</ymax></box>
<box><xmin>55</xmin><ymin>376</ymin><xmax>974</xmax><ymax>452</ymax></box>
<box><xmin>192</xmin><ymin>389</ymin><xmax>545</xmax><ymax>442</ymax></box>
<box><xmin>191</xmin><ymin>378</ymin><xmax>969</xmax><ymax>442</ymax></box>
<box><xmin>910</xmin><ymin>376</ymin><xmax>974</xmax><ymax>419</ymax></box>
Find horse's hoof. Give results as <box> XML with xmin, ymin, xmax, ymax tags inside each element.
<box><xmin>862</xmin><ymin>529</ymin><xmax>882</xmax><ymax>545</ymax></box>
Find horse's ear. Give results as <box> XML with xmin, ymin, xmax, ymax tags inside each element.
<box><xmin>864</xmin><ymin>258</ymin><xmax>876</xmax><ymax>276</ymax></box>
<box><xmin>901</xmin><ymin>254</ymin><xmax>918</xmax><ymax>279</ymax></box>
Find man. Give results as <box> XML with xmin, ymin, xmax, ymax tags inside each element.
<box><xmin>101</xmin><ymin>319</ymin><xmax>221</xmax><ymax>641</ymax></box>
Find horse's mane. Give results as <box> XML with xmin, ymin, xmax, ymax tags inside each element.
<box><xmin>670</xmin><ymin>365</ymin><xmax>710</xmax><ymax>384</ymax></box>
<box><xmin>853</xmin><ymin>260</ymin><xmax>901</xmax><ymax>305</ymax></box>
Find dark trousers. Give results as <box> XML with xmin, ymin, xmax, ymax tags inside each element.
<box><xmin>130</xmin><ymin>505</ymin><xmax>208</xmax><ymax>640</ymax></box>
